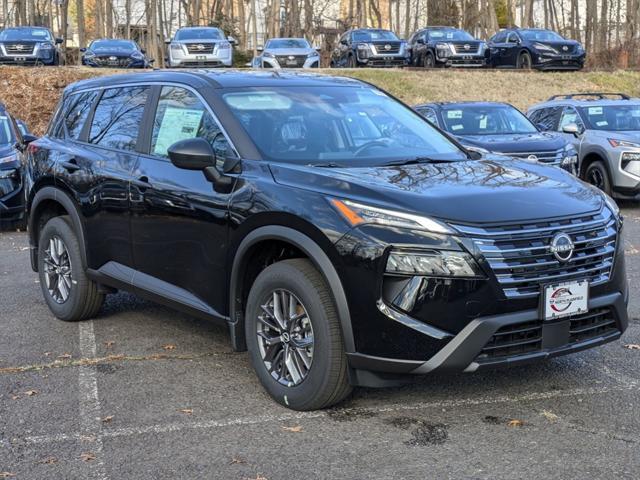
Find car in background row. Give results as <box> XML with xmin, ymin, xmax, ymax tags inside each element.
<box><xmin>489</xmin><ymin>28</ymin><xmax>585</xmax><ymax>70</ymax></box>
<box><xmin>166</xmin><ymin>27</ymin><xmax>235</xmax><ymax>68</ymax></box>
<box><xmin>528</xmin><ymin>93</ymin><xmax>640</xmax><ymax>200</ymax></box>
<box><xmin>81</xmin><ymin>39</ymin><xmax>152</xmax><ymax>68</ymax></box>
<box><xmin>1</xmin><ymin>104</ymin><xmax>34</xmax><ymax>230</ymax></box>
<box><xmin>407</xmin><ymin>27</ymin><xmax>488</xmax><ymax>68</ymax></box>
<box><xmin>414</xmin><ymin>101</ymin><xmax>578</xmax><ymax>174</ymax></box>
<box><xmin>0</xmin><ymin>26</ymin><xmax>63</xmax><ymax>66</ymax></box>
<box><xmin>330</xmin><ymin>28</ymin><xmax>409</xmax><ymax>68</ymax></box>
<box><xmin>252</xmin><ymin>38</ymin><xmax>320</xmax><ymax>69</ymax></box>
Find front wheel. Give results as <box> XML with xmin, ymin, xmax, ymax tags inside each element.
<box><xmin>584</xmin><ymin>161</ymin><xmax>613</xmax><ymax>196</ymax></box>
<box><xmin>517</xmin><ymin>51</ymin><xmax>532</xmax><ymax>69</ymax></box>
<box><xmin>245</xmin><ymin>259</ymin><xmax>351</xmax><ymax>410</ymax></box>
<box><xmin>347</xmin><ymin>54</ymin><xmax>357</xmax><ymax>68</ymax></box>
<box><xmin>424</xmin><ymin>52</ymin><xmax>435</xmax><ymax>68</ymax></box>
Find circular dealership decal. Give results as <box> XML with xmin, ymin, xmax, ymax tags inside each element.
<box><xmin>549</xmin><ymin>287</ymin><xmax>574</xmax><ymax>313</ymax></box>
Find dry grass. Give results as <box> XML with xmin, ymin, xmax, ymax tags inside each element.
<box><xmin>1</xmin><ymin>65</ymin><xmax>639</xmax><ymax>135</ymax></box>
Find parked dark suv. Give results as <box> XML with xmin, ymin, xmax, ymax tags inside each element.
<box><xmin>26</xmin><ymin>71</ymin><xmax>628</xmax><ymax>410</ymax></box>
<box><xmin>0</xmin><ymin>26</ymin><xmax>63</xmax><ymax>66</ymax></box>
<box><xmin>407</xmin><ymin>27</ymin><xmax>488</xmax><ymax>68</ymax></box>
<box><xmin>330</xmin><ymin>28</ymin><xmax>409</xmax><ymax>68</ymax></box>
<box><xmin>489</xmin><ymin>28</ymin><xmax>585</xmax><ymax>70</ymax></box>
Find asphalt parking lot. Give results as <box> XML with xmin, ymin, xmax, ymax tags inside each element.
<box><xmin>0</xmin><ymin>204</ymin><xmax>639</xmax><ymax>480</ymax></box>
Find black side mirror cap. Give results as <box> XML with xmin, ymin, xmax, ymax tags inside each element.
<box><xmin>168</xmin><ymin>137</ymin><xmax>216</xmax><ymax>170</ymax></box>
<box><xmin>55</xmin><ymin>37</ymin><xmax>63</xmax><ymax>44</ymax></box>
<box><xmin>80</xmin><ymin>47</ymin><xmax>87</xmax><ymax>52</ymax></box>
<box><xmin>140</xmin><ymin>48</ymin><xmax>146</xmax><ymax>54</ymax></box>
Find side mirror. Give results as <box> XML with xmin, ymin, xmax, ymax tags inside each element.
<box><xmin>167</xmin><ymin>138</ymin><xmax>234</xmax><ymax>191</ymax></box>
<box><xmin>55</xmin><ymin>37</ymin><xmax>63</xmax><ymax>44</ymax></box>
<box><xmin>164</xmin><ymin>39</ymin><xmax>172</xmax><ymax>45</ymax></box>
<box><xmin>227</xmin><ymin>36</ymin><xmax>237</xmax><ymax>45</ymax></box>
<box><xmin>22</xmin><ymin>133</ymin><xmax>38</xmax><ymax>144</ymax></box>
<box><xmin>140</xmin><ymin>48</ymin><xmax>146</xmax><ymax>54</ymax></box>
<box><xmin>416</xmin><ymin>38</ymin><xmax>425</xmax><ymax>44</ymax></box>
<box><xmin>80</xmin><ymin>47</ymin><xmax>87</xmax><ymax>52</ymax></box>
<box><xmin>313</xmin><ymin>45</ymin><xmax>321</xmax><ymax>51</ymax></box>
<box><xmin>340</xmin><ymin>39</ymin><xmax>348</xmax><ymax>46</ymax></box>
<box><xmin>257</xmin><ymin>45</ymin><xmax>264</xmax><ymax>52</ymax></box>
<box><xmin>562</xmin><ymin>123</ymin><xmax>581</xmax><ymax>136</ymax></box>
<box><xmin>149</xmin><ymin>58</ymin><xmax>155</xmax><ymax>64</ymax></box>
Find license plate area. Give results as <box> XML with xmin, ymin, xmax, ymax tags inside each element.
<box><xmin>14</xmin><ymin>57</ymin><xmax>26</xmax><ymax>62</ymax></box>
<box><xmin>286</xmin><ymin>60</ymin><xmax>297</xmax><ymax>66</ymax></box>
<box><xmin>196</xmin><ymin>55</ymin><xmax>207</xmax><ymax>60</ymax></box>
<box><xmin>542</xmin><ymin>280</ymin><xmax>589</xmax><ymax>320</ymax></box>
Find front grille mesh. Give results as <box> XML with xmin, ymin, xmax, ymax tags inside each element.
<box><xmin>452</xmin><ymin>209</ymin><xmax>617</xmax><ymax>299</ymax></box>
<box><xmin>4</xmin><ymin>43</ymin><xmax>36</xmax><ymax>54</ymax></box>
<box><xmin>502</xmin><ymin>148</ymin><xmax>564</xmax><ymax>165</ymax></box>
<box><xmin>371</xmin><ymin>42</ymin><xmax>401</xmax><ymax>54</ymax></box>
<box><xmin>94</xmin><ymin>56</ymin><xmax>131</xmax><ymax>67</ymax></box>
<box><xmin>186</xmin><ymin>43</ymin><xmax>215</xmax><ymax>54</ymax></box>
<box><xmin>275</xmin><ymin>55</ymin><xmax>306</xmax><ymax>67</ymax></box>
<box><xmin>569</xmin><ymin>308</ymin><xmax>618</xmax><ymax>343</ymax></box>
<box><xmin>452</xmin><ymin>42</ymin><xmax>481</xmax><ymax>54</ymax></box>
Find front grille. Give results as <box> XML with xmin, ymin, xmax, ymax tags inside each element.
<box><xmin>4</xmin><ymin>42</ymin><xmax>36</xmax><ymax>55</ymax></box>
<box><xmin>478</xmin><ymin>320</ymin><xmax>543</xmax><ymax>359</ymax></box>
<box><xmin>185</xmin><ymin>43</ymin><xmax>215</xmax><ymax>54</ymax></box>
<box><xmin>452</xmin><ymin>208</ymin><xmax>617</xmax><ymax>299</ymax></box>
<box><xmin>569</xmin><ymin>307</ymin><xmax>618</xmax><ymax>343</ymax></box>
<box><xmin>501</xmin><ymin>148</ymin><xmax>564</xmax><ymax>165</ymax></box>
<box><xmin>275</xmin><ymin>55</ymin><xmax>306</xmax><ymax>67</ymax></box>
<box><xmin>452</xmin><ymin>42</ymin><xmax>481</xmax><ymax>54</ymax></box>
<box><xmin>371</xmin><ymin>42</ymin><xmax>401</xmax><ymax>54</ymax></box>
<box><xmin>94</xmin><ymin>56</ymin><xmax>131</xmax><ymax>67</ymax></box>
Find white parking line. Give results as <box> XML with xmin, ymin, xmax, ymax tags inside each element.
<box><xmin>78</xmin><ymin>321</ymin><xmax>108</xmax><ymax>480</ymax></box>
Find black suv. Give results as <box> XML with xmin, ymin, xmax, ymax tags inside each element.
<box><xmin>488</xmin><ymin>28</ymin><xmax>585</xmax><ymax>70</ymax></box>
<box><xmin>407</xmin><ymin>27</ymin><xmax>488</xmax><ymax>68</ymax></box>
<box><xmin>330</xmin><ymin>28</ymin><xmax>409</xmax><ymax>68</ymax></box>
<box><xmin>0</xmin><ymin>26</ymin><xmax>63</xmax><ymax>66</ymax></box>
<box><xmin>26</xmin><ymin>71</ymin><xmax>628</xmax><ymax>410</ymax></box>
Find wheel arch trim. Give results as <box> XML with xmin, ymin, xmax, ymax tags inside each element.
<box><xmin>229</xmin><ymin>225</ymin><xmax>355</xmax><ymax>354</ymax></box>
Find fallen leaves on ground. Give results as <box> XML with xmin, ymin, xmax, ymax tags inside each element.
<box><xmin>0</xmin><ymin>473</ymin><xmax>16</xmax><ymax>478</ymax></box>
<box><xmin>57</xmin><ymin>353</ymin><xmax>72</xmax><ymax>360</ymax></box>
<box><xmin>104</xmin><ymin>341</ymin><xmax>115</xmax><ymax>349</ymax></box>
<box><xmin>623</xmin><ymin>344</ymin><xmax>640</xmax><ymax>350</ymax></box>
<box><xmin>40</xmin><ymin>457</ymin><xmax>58</xmax><ymax>465</ymax></box>
<box><xmin>101</xmin><ymin>416</ymin><xmax>114</xmax><ymax>423</ymax></box>
<box><xmin>11</xmin><ymin>395</ymin><xmax>20</xmax><ymax>400</ymax></box>
<box><xmin>80</xmin><ymin>452</ymin><xmax>96</xmax><ymax>462</ymax></box>
<box><xmin>230</xmin><ymin>457</ymin><xmax>246</xmax><ymax>465</ymax></box>
<box><xmin>281</xmin><ymin>425</ymin><xmax>304</xmax><ymax>433</ymax></box>
<box><xmin>541</xmin><ymin>410</ymin><xmax>559</xmax><ymax>422</ymax></box>
<box><xmin>161</xmin><ymin>344</ymin><xmax>177</xmax><ymax>351</ymax></box>
<box><xmin>179</xmin><ymin>408</ymin><xmax>193</xmax><ymax>415</ymax></box>
<box><xmin>246</xmin><ymin>475</ymin><xmax>268</xmax><ymax>480</ymax></box>
<box><xmin>24</xmin><ymin>389</ymin><xmax>38</xmax><ymax>396</ymax></box>
<box><xmin>507</xmin><ymin>419</ymin><xmax>524</xmax><ymax>427</ymax></box>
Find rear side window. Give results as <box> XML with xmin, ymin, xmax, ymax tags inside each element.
<box><xmin>59</xmin><ymin>91</ymin><xmax>99</xmax><ymax>140</ymax></box>
<box><xmin>89</xmin><ymin>86</ymin><xmax>149</xmax><ymax>151</ymax></box>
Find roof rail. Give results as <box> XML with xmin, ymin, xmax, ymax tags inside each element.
<box><xmin>547</xmin><ymin>92</ymin><xmax>631</xmax><ymax>101</ymax></box>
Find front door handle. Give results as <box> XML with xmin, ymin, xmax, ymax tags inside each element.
<box><xmin>60</xmin><ymin>158</ymin><xmax>80</xmax><ymax>172</ymax></box>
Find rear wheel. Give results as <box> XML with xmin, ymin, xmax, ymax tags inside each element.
<box><xmin>245</xmin><ymin>259</ymin><xmax>351</xmax><ymax>410</ymax></box>
<box><xmin>38</xmin><ymin>216</ymin><xmax>104</xmax><ymax>321</ymax></box>
<box><xmin>584</xmin><ymin>161</ymin><xmax>612</xmax><ymax>196</ymax></box>
<box><xmin>517</xmin><ymin>51</ymin><xmax>532</xmax><ymax>69</ymax></box>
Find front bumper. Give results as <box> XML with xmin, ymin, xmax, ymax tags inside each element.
<box><xmin>534</xmin><ymin>53</ymin><xmax>585</xmax><ymax>70</ymax></box>
<box><xmin>438</xmin><ymin>54</ymin><xmax>487</xmax><ymax>67</ymax></box>
<box><xmin>258</xmin><ymin>56</ymin><xmax>320</xmax><ymax>69</ymax></box>
<box><xmin>168</xmin><ymin>47</ymin><xmax>233</xmax><ymax>68</ymax></box>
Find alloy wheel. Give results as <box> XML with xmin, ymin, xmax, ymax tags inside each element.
<box><xmin>587</xmin><ymin>166</ymin><xmax>605</xmax><ymax>190</ymax></box>
<box><xmin>256</xmin><ymin>289</ymin><xmax>314</xmax><ymax>387</ymax></box>
<box><xmin>43</xmin><ymin>236</ymin><xmax>72</xmax><ymax>304</ymax></box>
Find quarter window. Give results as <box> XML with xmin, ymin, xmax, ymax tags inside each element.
<box><xmin>150</xmin><ymin>86</ymin><xmax>231</xmax><ymax>167</ymax></box>
<box><xmin>89</xmin><ymin>86</ymin><xmax>149</xmax><ymax>151</ymax></box>
<box><xmin>61</xmin><ymin>91</ymin><xmax>99</xmax><ymax>140</ymax></box>
<box><xmin>415</xmin><ymin>107</ymin><xmax>439</xmax><ymax>127</ymax></box>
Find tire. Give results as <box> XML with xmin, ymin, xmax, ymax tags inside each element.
<box><xmin>584</xmin><ymin>160</ymin><xmax>613</xmax><ymax>196</ymax></box>
<box><xmin>37</xmin><ymin>216</ymin><xmax>104</xmax><ymax>322</ymax></box>
<box><xmin>424</xmin><ymin>52</ymin><xmax>435</xmax><ymax>69</ymax></box>
<box><xmin>347</xmin><ymin>54</ymin><xmax>357</xmax><ymax>68</ymax></box>
<box><xmin>517</xmin><ymin>51</ymin><xmax>532</xmax><ymax>69</ymax></box>
<box><xmin>245</xmin><ymin>258</ymin><xmax>352</xmax><ymax>410</ymax></box>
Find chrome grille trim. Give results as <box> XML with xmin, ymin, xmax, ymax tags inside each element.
<box><xmin>452</xmin><ymin>209</ymin><xmax>617</xmax><ymax>299</ymax></box>
<box><xmin>502</xmin><ymin>149</ymin><xmax>564</xmax><ymax>164</ymax></box>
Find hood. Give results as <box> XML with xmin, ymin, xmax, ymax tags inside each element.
<box><xmin>590</xmin><ymin>130</ymin><xmax>640</xmax><ymax>142</ymax></box>
<box><xmin>532</xmin><ymin>40</ymin><xmax>581</xmax><ymax>51</ymax></box>
<box><xmin>456</xmin><ymin>132</ymin><xmax>567</xmax><ymax>154</ymax></box>
<box><xmin>270</xmin><ymin>159</ymin><xmax>603</xmax><ymax>225</ymax></box>
<box><xmin>264</xmin><ymin>48</ymin><xmax>314</xmax><ymax>56</ymax></box>
<box><xmin>175</xmin><ymin>39</ymin><xmax>224</xmax><ymax>44</ymax></box>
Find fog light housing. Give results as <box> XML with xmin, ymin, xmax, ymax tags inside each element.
<box><xmin>386</xmin><ymin>250</ymin><xmax>483</xmax><ymax>278</ymax></box>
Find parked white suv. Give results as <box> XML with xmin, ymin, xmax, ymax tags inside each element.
<box><xmin>166</xmin><ymin>27</ymin><xmax>234</xmax><ymax>68</ymax></box>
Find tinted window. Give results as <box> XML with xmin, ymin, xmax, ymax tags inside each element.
<box><xmin>530</xmin><ymin>106</ymin><xmax>561</xmax><ymax>131</ymax></box>
<box><xmin>0</xmin><ymin>114</ymin><xmax>16</xmax><ymax>146</ymax></box>
<box><xmin>151</xmin><ymin>86</ymin><xmax>231</xmax><ymax>167</ymax></box>
<box><xmin>520</xmin><ymin>29</ymin><xmax>564</xmax><ymax>42</ymax></box>
<box><xmin>89</xmin><ymin>86</ymin><xmax>148</xmax><ymax>151</ymax></box>
<box><xmin>491</xmin><ymin>32</ymin><xmax>507</xmax><ymax>43</ymax></box>
<box><xmin>507</xmin><ymin>33</ymin><xmax>519</xmax><ymax>43</ymax></box>
<box><xmin>415</xmin><ymin>107</ymin><xmax>439</xmax><ymax>126</ymax></box>
<box><xmin>62</xmin><ymin>91</ymin><xmax>99</xmax><ymax>140</ymax></box>
<box><xmin>90</xmin><ymin>40</ymin><xmax>137</xmax><ymax>52</ymax></box>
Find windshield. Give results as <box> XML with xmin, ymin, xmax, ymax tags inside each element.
<box><xmin>0</xmin><ymin>115</ymin><xmax>16</xmax><ymax>146</ymax></box>
<box><xmin>266</xmin><ymin>39</ymin><xmax>310</xmax><ymax>49</ymax></box>
<box><xmin>90</xmin><ymin>40</ymin><xmax>137</xmax><ymax>51</ymax></box>
<box><xmin>440</xmin><ymin>105</ymin><xmax>538</xmax><ymax>135</ymax></box>
<box><xmin>175</xmin><ymin>28</ymin><xmax>223</xmax><ymax>41</ymax></box>
<box><xmin>222</xmin><ymin>86</ymin><xmax>465</xmax><ymax>165</ymax></box>
<box><xmin>352</xmin><ymin>30</ymin><xmax>398</xmax><ymax>42</ymax></box>
<box><xmin>0</xmin><ymin>28</ymin><xmax>52</xmax><ymax>41</ymax></box>
<box><xmin>520</xmin><ymin>29</ymin><xmax>565</xmax><ymax>42</ymax></box>
<box><xmin>579</xmin><ymin>104</ymin><xmax>640</xmax><ymax>131</ymax></box>
<box><xmin>428</xmin><ymin>29</ymin><xmax>474</xmax><ymax>41</ymax></box>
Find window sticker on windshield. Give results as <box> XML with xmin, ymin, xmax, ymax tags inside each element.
<box><xmin>479</xmin><ymin>116</ymin><xmax>487</xmax><ymax>129</ymax></box>
<box><xmin>451</xmin><ymin>124</ymin><xmax>464</xmax><ymax>131</ymax></box>
<box><xmin>32</xmin><ymin>30</ymin><xmax>47</xmax><ymax>36</ymax></box>
<box><xmin>596</xmin><ymin>120</ymin><xmax>608</xmax><ymax>127</ymax></box>
<box><xmin>447</xmin><ymin>110</ymin><xmax>462</xmax><ymax>119</ymax></box>
<box><xmin>154</xmin><ymin>107</ymin><xmax>204</xmax><ymax>155</ymax></box>
<box><xmin>446</xmin><ymin>33</ymin><xmax>453</xmax><ymax>39</ymax></box>
<box><xmin>588</xmin><ymin>107</ymin><xmax>603</xmax><ymax>115</ymax></box>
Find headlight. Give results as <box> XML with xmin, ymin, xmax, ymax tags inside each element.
<box><xmin>533</xmin><ymin>42</ymin><xmax>558</xmax><ymax>53</ymax></box>
<box><xmin>356</xmin><ymin>43</ymin><xmax>370</xmax><ymax>50</ymax></box>
<box><xmin>608</xmin><ymin>138</ymin><xmax>640</xmax><ymax>148</ymax></box>
<box><xmin>0</xmin><ymin>154</ymin><xmax>18</xmax><ymax>165</ymax></box>
<box><xmin>217</xmin><ymin>42</ymin><xmax>231</xmax><ymax>50</ymax></box>
<box><xmin>307</xmin><ymin>50</ymin><xmax>319</xmax><ymax>58</ymax></box>
<box><xmin>262</xmin><ymin>51</ymin><xmax>274</xmax><ymax>58</ymax></box>
<box><xmin>131</xmin><ymin>52</ymin><xmax>144</xmax><ymax>59</ymax></box>
<box><xmin>330</xmin><ymin>199</ymin><xmax>453</xmax><ymax>234</ymax></box>
<box><xmin>603</xmin><ymin>192</ymin><xmax>620</xmax><ymax>218</ymax></box>
<box><xmin>435</xmin><ymin>43</ymin><xmax>452</xmax><ymax>57</ymax></box>
<box><xmin>170</xmin><ymin>43</ymin><xmax>183</xmax><ymax>51</ymax></box>
<box><xmin>386</xmin><ymin>251</ymin><xmax>483</xmax><ymax>278</ymax></box>
<box><xmin>84</xmin><ymin>51</ymin><xmax>96</xmax><ymax>58</ymax></box>
<box><xmin>39</xmin><ymin>42</ymin><xmax>54</xmax><ymax>50</ymax></box>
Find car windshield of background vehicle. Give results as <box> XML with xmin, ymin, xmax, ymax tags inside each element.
<box><xmin>440</xmin><ymin>105</ymin><xmax>538</xmax><ymax>135</ymax></box>
<box><xmin>0</xmin><ymin>116</ymin><xmax>15</xmax><ymax>146</ymax></box>
<box><xmin>175</xmin><ymin>28</ymin><xmax>223</xmax><ymax>40</ymax></box>
<box><xmin>266</xmin><ymin>39</ymin><xmax>310</xmax><ymax>49</ymax></box>
<box><xmin>222</xmin><ymin>86</ymin><xmax>465</xmax><ymax>165</ymax></box>
<box><xmin>0</xmin><ymin>28</ymin><xmax>52</xmax><ymax>41</ymax></box>
<box><xmin>352</xmin><ymin>30</ymin><xmax>398</xmax><ymax>42</ymax></box>
<box><xmin>429</xmin><ymin>29</ymin><xmax>474</xmax><ymax>41</ymax></box>
<box><xmin>519</xmin><ymin>29</ymin><xmax>565</xmax><ymax>42</ymax></box>
<box><xmin>90</xmin><ymin>40</ymin><xmax>137</xmax><ymax>52</ymax></box>
<box><xmin>579</xmin><ymin>105</ymin><xmax>640</xmax><ymax>131</ymax></box>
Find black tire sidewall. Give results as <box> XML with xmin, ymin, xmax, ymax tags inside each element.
<box><xmin>519</xmin><ymin>52</ymin><xmax>532</xmax><ymax>69</ymax></box>
<box><xmin>425</xmin><ymin>53</ymin><xmax>434</xmax><ymax>68</ymax></box>
<box><xmin>585</xmin><ymin>161</ymin><xmax>612</xmax><ymax>196</ymax></box>
<box><xmin>245</xmin><ymin>261</ymin><xmax>341</xmax><ymax>410</ymax></box>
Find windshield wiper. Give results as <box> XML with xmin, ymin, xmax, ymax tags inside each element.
<box><xmin>381</xmin><ymin>157</ymin><xmax>458</xmax><ymax>167</ymax></box>
<box><xmin>310</xmin><ymin>162</ymin><xmax>342</xmax><ymax>168</ymax></box>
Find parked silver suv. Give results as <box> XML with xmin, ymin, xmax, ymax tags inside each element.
<box><xmin>252</xmin><ymin>38</ymin><xmax>320</xmax><ymax>69</ymax></box>
<box><xmin>166</xmin><ymin>27</ymin><xmax>234</xmax><ymax>68</ymax></box>
<box><xmin>528</xmin><ymin>93</ymin><xmax>640</xmax><ymax>200</ymax></box>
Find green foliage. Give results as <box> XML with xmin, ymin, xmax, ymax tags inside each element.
<box><xmin>494</xmin><ymin>0</ymin><xmax>509</xmax><ymax>28</ymax></box>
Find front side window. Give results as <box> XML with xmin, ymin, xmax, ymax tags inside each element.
<box><xmin>61</xmin><ymin>90</ymin><xmax>98</xmax><ymax>140</ymax></box>
<box><xmin>0</xmin><ymin>114</ymin><xmax>16</xmax><ymax>147</ymax></box>
<box><xmin>507</xmin><ymin>33</ymin><xmax>519</xmax><ymax>44</ymax></box>
<box><xmin>222</xmin><ymin>86</ymin><xmax>464</xmax><ymax>165</ymax></box>
<box><xmin>530</xmin><ymin>106</ymin><xmax>561</xmax><ymax>131</ymax></box>
<box><xmin>151</xmin><ymin>86</ymin><xmax>230</xmax><ymax>166</ymax></box>
<box><xmin>578</xmin><ymin>104</ymin><xmax>640</xmax><ymax>131</ymax></box>
<box><xmin>492</xmin><ymin>32</ymin><xmax>507</xmax><ymax>43</ymax></box>
<box><xmin>440</xmin><ymin>105</ymin><xmax>537</xmax><ymax>135</ymax></box>
<box><xmin>89</xmin><ymin>86</ymin><xmax>149</xmax><ymax>151</ymax></box>
<box><xmin>558</xmin><ymin>107</ymin><xmax>584</xmax><ymax>131</ymax></box>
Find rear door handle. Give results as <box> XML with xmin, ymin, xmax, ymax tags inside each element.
<box><xmin>60</xmin><ymin>158</ymin><xmax>80</xmax><ymax>172</ymax></box>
